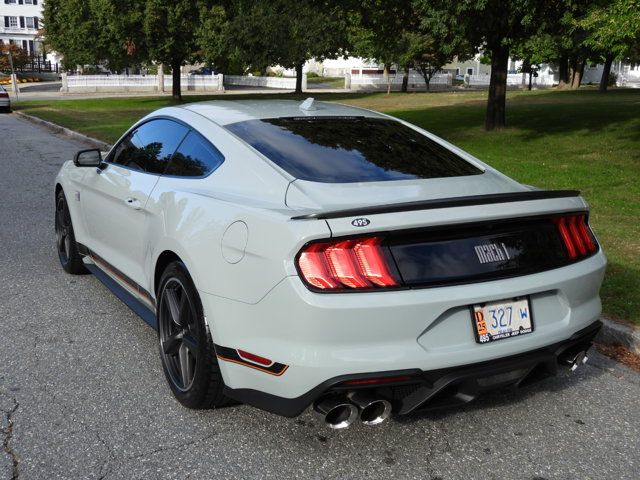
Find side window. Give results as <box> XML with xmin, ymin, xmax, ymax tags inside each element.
<box><xmin>111</xmin><ymin>119</ymin><xmax>189</xmax><ymax>174</ymax></box>
<box><xmin>165</xmin><ymin>131</ymin><xmax>224</xmax><ymax>177</ymax></box>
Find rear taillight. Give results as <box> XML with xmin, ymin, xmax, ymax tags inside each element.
<box><xmin>0</xmin><ymin>92</ymin><xmax>8</xmax><ymax>98</ymax></box>
<box><xmin>297</xmin><ymin>236</ymin><xmax>399</xmax><ymax>291</ymax></box>
<box><xmin>552</xmin><ymin>214</ymin><xmax>597</xmax><ymax>261</ymax></box>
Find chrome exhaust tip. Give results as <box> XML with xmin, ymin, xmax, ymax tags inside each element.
<box><xmin>313</xmin><ymin>397</ymin><xmax>358</xmax><ymax>429</ymax></box>
<box><xmin>348</xmin><ymin>392</ymin><xmax>392</xmax><ymax>426</ymax></box>
<box><xmin>560</xmin><ymin>349</ymin><xmax>589</xmax><ymax>372</ymax></box>
<box><xmin>570</xmin><ymin>351</ymin><xmax>589</xmax><ymax>371</ymax></box>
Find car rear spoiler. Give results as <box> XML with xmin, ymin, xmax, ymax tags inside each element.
<box><xmin>290</xmin><ymin>190</ymin><xmax>582</xmax><ymax>220</ymax></box>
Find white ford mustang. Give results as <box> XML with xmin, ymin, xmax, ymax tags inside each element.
<box><xmin>54</xmin><ymin>99</ymin><xmax>605</xmax><ymax>428</ymax></box>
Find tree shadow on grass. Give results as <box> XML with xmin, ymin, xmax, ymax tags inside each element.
<box><xmin>390</xmin><ymin>88</ymin><xmax>640</xmax><ymax>144</ymax></box>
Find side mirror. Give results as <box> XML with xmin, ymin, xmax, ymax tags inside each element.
<box><xmin>74</xmin><ymin>148</ymin><xmax>103</xmax><ymax>167</ymax></box>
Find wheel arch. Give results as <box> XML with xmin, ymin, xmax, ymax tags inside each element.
<box><xmin>154</xmin><ymin>250</ymin><xmax>184</xmax><ymax>297</ymax></box>
<box><xmin>55</xmin><ymin>183</ymin><xmax>63</xmax><ymax>200</ymax></box>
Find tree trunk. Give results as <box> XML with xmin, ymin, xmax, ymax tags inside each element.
<box><xmin>558</xmin><ymin>54</ymin><xmax>570</xmax><ymax>89</ymax></box>
<box><xmin>599</xmin><ymin>54</ymin><xmax>614</xmax><ymax>93</ymax></box>
<box><xmin>294</xmin><ymin>62</ymin><xmax>303</xmax><ymax>94</ymax></box>
<box><xmin>571</xmin><ymin>60</ymin><xmax>585</xmax><ymax>89</ymax></box>
<box><xmin>384</xmin><ymin>63</ymin><xmax>391</xmax><ymax>95</ymax></box>
<box><xmin>171</xmin><ymin>60</ymin><xmax>181</xmax><ymax>100</ymax></box>
<box><xmin>485</xmin><ymin>44</ymin><xmax>509</xmax><ymax>130</ymax></box>
<box><xmin>401</xmin><ymin>68</ymin><xmax>408</xmax><ymax>93</ymax></box>
<box><xmin>425</xmin><ymin>76</ymin><xmax>430</xmax><ymax>91</ymax></box>
<box><xmin>528</xmin><ymin>72</ymin><xmax>533</xmax><ymax>91</ymax></box>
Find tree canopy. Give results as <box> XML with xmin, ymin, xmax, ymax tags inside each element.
<box><xmin>41</xmin><ymin>0</ymin><xmax>640</xmax><ymax>125</ymax></box>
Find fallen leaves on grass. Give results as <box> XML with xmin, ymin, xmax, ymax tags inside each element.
<box><xmin>595</xmin><ymin>343</ymin><xmax>640</xmax><ymax>372</ymax></box>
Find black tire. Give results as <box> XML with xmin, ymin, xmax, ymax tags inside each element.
<box><xmin>55</xmin><ymin>190</ymin><xmax>88</xmax><ymax>274</ymax></box>
<box><xmin>157</xmin><ymin>261</ymin><xmax>230</xmax><ymax>409</ymax></box>
<box><xmin>0</xmin><ymin>106</ymin><xmax>11</xmax><ymax>114</ymax></box>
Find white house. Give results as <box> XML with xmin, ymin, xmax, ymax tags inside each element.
<box><xmin>0</xmin><ymin>0</ymin><xmax>59</xmax><ymax>67</ymax></box>
<box><xmin>1</xmin><ymin>0</ymin><xmax>42</xmax><ymax>55</ymax></box>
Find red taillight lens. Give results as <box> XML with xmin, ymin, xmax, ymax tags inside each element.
<box><xmin>297</xmin><ymin>236</ymin><xmax>400</xmax><ymax>291</ymax></box>
<box><xmin>553</xmin><ymin>214</ymin><xmax>597</xmax><ymax>261</ymax></box>
<box><xmin>325</xmin><ymin>240</ymin><xmax>372</xmax><ymax>288</ymax></box>
<box><xmin>353</xmin><ymin>237</ymin><xmax>399</xmax><ymax>287</ymax></box>
<box><xmin>0</xmin><ymin>92</ymin><xmax>8</xmax><ymax>98</ymax></box>
<box><xmin>297</xmin><ymin>243</ymin><xmax>340</xmax><ymax>290</ymax></box>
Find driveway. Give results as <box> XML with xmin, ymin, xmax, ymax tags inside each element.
<box><xmin>0</xmin><ymin>113</ymin><xmax>639</xmax><ymax>479</ymax></box>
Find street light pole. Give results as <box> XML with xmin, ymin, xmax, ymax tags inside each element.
<box><xmin>7</xmin><ymin>49</ymin><xmax>19</xmax><ymax>101</ymax></box>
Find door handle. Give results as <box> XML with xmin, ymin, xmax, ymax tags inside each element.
<box><xmin>125</xmin><ymin>197</ymin><xmax>142</xmax><ymax>210</ymax></box>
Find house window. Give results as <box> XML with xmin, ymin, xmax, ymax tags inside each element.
<box><xmin>25</xmin><ymin>0</ymin><xmax>35</xmax><ymax>4</ymax></box>
<box><xmin>6</xmin><ymin>0</ymin><xmax>17</xmax><ymax>4</ymax></box>
<box><xmin>25</xmin><ymin>17</ymin><xmax>34</xmax><ymax>29</ymax></box>
<box><xmin>8</xmin><ymin>17</ymin><xmax>18</xmax><ymax>28</ymax></box>
<box><xmin>467</xmin><ymin>68</ymin><xmax>474</xmax><ymax>76</ymax></box>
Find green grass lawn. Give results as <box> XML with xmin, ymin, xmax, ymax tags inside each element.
<box><xmin>15</xmin><ymin>88</ymin><xmax>640</xmax><ymax>324</ymax></box>
<box><xmin>306</xmin><ymin>76</ymin><xmax>345</xmax><ymax>88</ymax></box>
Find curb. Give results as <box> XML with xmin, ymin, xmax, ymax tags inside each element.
<box><xmin>596</xmin><ymin>317</ymin><xmax>640</xmax><ymax>355</ymax></box>
<box><xmin>13</xmin><ymin>111</ymin><xmax>112</xmax><ymax>151</ymax></box>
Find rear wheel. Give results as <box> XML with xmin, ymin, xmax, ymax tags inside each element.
<box><xmin>157</xmin><ymin>261</ymin><xmax>230</xmax><ymax>409</ymax></box>
<box><xmin>55</xmin><ymin>190</ymin><xmax>88</xmax><ymax>274</ymax></box>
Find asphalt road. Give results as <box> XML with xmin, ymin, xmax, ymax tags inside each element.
<box><xmin>1</xmin><ymin>113</ymin><xmax>639</xmax><ymax>480</ymax></box>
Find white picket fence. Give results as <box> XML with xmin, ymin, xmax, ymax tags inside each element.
<box><xmin>67</xmin><ymin>75</ymin><xmax>157</xmax><ymax>88</ymax></box>
<box><xmin>163</xmin><ymin>75</ymin><xmax>221</xmax><ymax>90</ymax></box>
<box><xmin>467</xmin><ymin>73</ymin><xmax>555</xmax><ymax>87</ymax></box>
<box><xmin>349</xmin><ymin>73</ymin><xmax>452</xmax><ymax>91</ymax></box>
<box><xmin>223</xmin><ymin>75</ymin><xmax>301</xmax><ymax>89</ymax></box>
<box><xmin>63</xmin><ymin>74</ymin><xmax>222</xmax><ymax>92</ymax></box>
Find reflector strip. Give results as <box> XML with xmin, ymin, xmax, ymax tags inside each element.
<box><xmin>343</xmin><ymin>375</ymin><xmax>413</xmax><ymax>386</ymax></box>
<box><xmin>237</xmin><ymin>349</ymin><xmax>273</xmax><ymax>367</ymax></box>
<box><xmin>214</xmin><ymin>344</ymin><xmax>288</xmax><ymax>376</ymax></box>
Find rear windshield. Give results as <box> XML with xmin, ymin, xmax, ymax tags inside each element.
<box><xmin>224</xmin><ymin>116</ymin><xmax>482</xmax><ymax>183</ymax></box>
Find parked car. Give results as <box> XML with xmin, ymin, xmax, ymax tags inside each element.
<box><xmin>189</xmin><ymin>67</ymin><xmax>215</xmax><ymax>76</ymax></box>
<box><xmin>0</xmin><ymin>85</ymin><xmax>11</xmax><ymax>113</ymax></box>
<box><xmin>54</xmin><ymin>99</ymin><xmax>605</xmax><ymax>429</ymax></box>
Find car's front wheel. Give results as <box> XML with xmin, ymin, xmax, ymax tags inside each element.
<box><xmin>157</xmin><ymin>261</ymin><xmax>230</xmax><ymax>409</ymax></box>
<box><xmin>55</xmin><ymin>190</ymin><xmax>88</xmax><ymax>274</ymax></box>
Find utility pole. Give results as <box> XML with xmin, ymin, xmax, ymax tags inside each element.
<box><xmin>7</xmin><ymin>48</ymin><xmax>19</xmax><ymax>101</ymax></box>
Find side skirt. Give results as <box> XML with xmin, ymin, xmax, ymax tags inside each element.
<box><xmin>85</xmin><ymin>263</ymin><xmax>158</xmax><ymax>330</ymax></box>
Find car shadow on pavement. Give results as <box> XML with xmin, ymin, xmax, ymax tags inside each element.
<box><xmin>394</xmin><ymin>358</ymin><xmax>609</xmax><ymax>425</ymax></box>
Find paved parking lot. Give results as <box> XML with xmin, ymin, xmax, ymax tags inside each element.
<box><xmin>1</xmin><ymin>113</ymin><xmax>639</xmax><ymax>479</ymax></box>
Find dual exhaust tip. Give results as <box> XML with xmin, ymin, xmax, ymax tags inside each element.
<box><xmin>313</xmin><ymin>392</ymin><xmax>392</xmax><ymax>429</ymax></box>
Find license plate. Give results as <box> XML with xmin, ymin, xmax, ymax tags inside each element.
<box><xmin>472</xmin><ymin>297</ymin><xmax>533</xmax><ymax>344</ymax></box>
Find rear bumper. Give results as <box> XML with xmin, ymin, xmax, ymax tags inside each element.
<box><xmin>202</xmin><ymin>250</ymin><xmax>605</xmax><ymax>403</ymax></box>
<box><xmin>223</xmin><ymin>320</ymin><xmax>602</xmax><ymax>417</ymax></box>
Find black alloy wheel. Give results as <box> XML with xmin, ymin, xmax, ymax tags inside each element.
<box><xmin>157</xmin><ymin>261</ymin><xmax>229</xmax><ymax>409</ymax></box>
<box><xmin>159</xmin><ymin>277</ymin><xmax>199</xmax><ymax>392</ymax></box>
<box><xmin>55</xmin><ymin>190</ymin><xmax>87</xmax><ymax>274</ymax></box>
